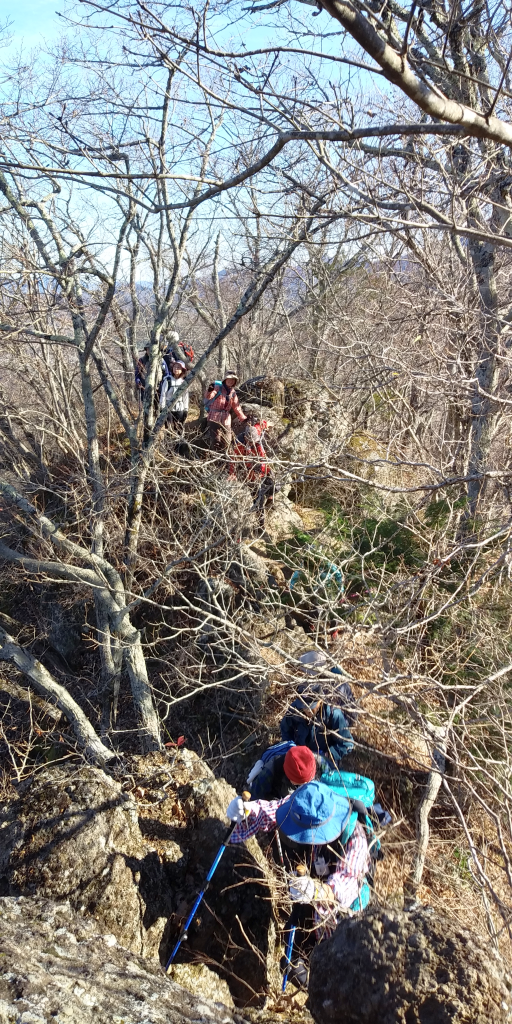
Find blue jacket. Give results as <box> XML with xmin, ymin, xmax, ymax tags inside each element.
<box><xmin>279</xmin><ymin>700</ymin><xmax>353</xmax><ymax>764</ymax></box>
<box><xmin>250</xmin><ymin>751</ymin><xmax>329</xmax><ymax>801</ymax></box>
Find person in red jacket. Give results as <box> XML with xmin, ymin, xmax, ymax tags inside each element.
<box><xmin>230</xmin><ymin>410</ymin><xmax>269</xmax><ymax>482</ymax></box>
<box><xmin>205</xmin><ymin>371</ymin><xmax>246</xmax><ymax>454</ymax></box>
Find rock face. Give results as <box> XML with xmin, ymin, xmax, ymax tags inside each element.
<box><xmin>308</xmin><ymin>905</ymin><xmax>512</xmax><ymax>1024</ymax></box>
<box><xmin>264</xmin><ymin>493</ymin><xmax>304</xmax><ymax>542</ymax></box>
<box><xmin>0</xmin><ymin>895</ymin><xmax>241</xmax><ymax>1024</ymax></box>
<box><xmin>0</xmin><ymin>757</ymin><xmax>281</xmax><ymax>1008</ymax></box>
<box><xmin>0</xmin><ymin>764</ymin><xmax>173</xmax><ymax>958</ymax></box>
<box><xmin>173</xmin><ymin>774</ymin><xmax>280</xmax><ymax>1006</ymax></box>
<box><xmin>170</xmin><ymin>965</ymin><xmax>235</xmax><ymax>1011</ymax></box>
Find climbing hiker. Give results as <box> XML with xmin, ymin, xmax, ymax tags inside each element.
<box><xmin>159</xmin><ymin>359</ymin><xmax>189</xmax><ymax>432</ymax></box>
<box><xmin>226</xmin><ymin>780</ymin><xmax>371</xmax><ymax>987</ymax></box>
<box><xmin>205</xmin><ymin>371</ymin><xmax>246</xmax><ymax>454</ymax></box>
<box><xmin>230</xmin><ymin>408</ymin><xmax>277</xmax><ymax>518</ymax></box>
<box><xmin>279</xmin><ymin>688</ymin><xmax>354</xmax><ymax>766</ymax></box>
<box><xmin>247</xmin><ymin>743</ymin><xmax>329</xmax><ymax>801</ymax></box>
<box><xmin>298</xmin><ymin>651</ymin><xmax>359</xmax><ymax>728</ymax></box>
<box><xmin>230</xmin><ymin>409</ymin><xmax>270</xmax><ymax>480</ymax></box>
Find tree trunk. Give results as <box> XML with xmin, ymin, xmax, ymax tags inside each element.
<box><xmin>465</xmin><ymin>214</ymin><xmax>500</xmax><ymax>518</ymax></box>
<box><xmin>94</xmin><ymin>592</ymin><xmax>123</xmax><ymax>736</ymax></box>
<box><xmin>0</xmin><ymin>627</ymin><xmax>114</xmax><ymax>765</ymax></box>
<box><xmin>407</xmin><ymin>727</ymin><xmax>448</xmax><ymax>897</ymax></box>
<box><xmin>121</xmin><ymin>625</ymin><xmax>162</xmax><ymax>752</ymax></box>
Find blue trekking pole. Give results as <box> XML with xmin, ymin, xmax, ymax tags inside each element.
<box><xmin>166</xmin><ymin>792</ymin><xmax>250</xmax><ymax>970</ymax></box>
<box><xmin>282</xmin><ymin>921</ymin><xmax>297</xmax><ymax>992</ymax></box>
<box><xmin>282</xmin><ymin>865</ymin><xmax>306</xmax><ymax>992</ymax></box>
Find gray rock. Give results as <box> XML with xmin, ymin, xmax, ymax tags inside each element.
<box><xmin>0</xmin><ymin>764</ymin><xmax>173</xmax><ymax>958</ymax></box>
<box><xmin>0</xmin><ymin>759</ymin><xmax>282</xmax><ymax>1009</ymax></box>
<box><xmin>308</xmin><ymin>905</ymin><xmax>512</xmax><ymax>1024</ymax></box>
<box><xmin>0</xmin><ymin>895</ymin><xmax>243</xmax><ymax>1024</ymax></box>
<box><xmin>236</xmin><ymin>377</ymin><xmax>285</xmax><ymax>419</ymax></box>
<box><xmin>264</xmin><ymin>495</ymin><xmax>304</xmax><ymax>542</ymax></box>
<box><xmin>170</xmin><ymin>965</ymin><xmax>235</xmax><ymax>1010</ymax></box>
<box><xmin>228</xmin><ymin>544</ymin><xmax>269</xmax><ymax>589</ymax></box>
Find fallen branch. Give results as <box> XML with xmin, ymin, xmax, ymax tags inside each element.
<box><xmin>407</xmin><ymin>725</ymin><xmax>448</xmax><ymax>897</ymax></box>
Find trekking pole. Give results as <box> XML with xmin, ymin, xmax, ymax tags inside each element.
<box><xmin>282</xmin><ymin>864</ymin><xmax>307</xmax><ymax>992</ymax></box>
<box><xmin>274</xmin><ymin>828</ymin><xmax>285</xmax><ymax>868</ymax></box>
<box><xmin>282</xmin><ymin>920</ymin><xmax>296</xmax><ymax>993</ymax></box>
<box><xmin>166</xmin><ymin>790</ymin><xmax>251</xmax><ymax>970</ymax></box>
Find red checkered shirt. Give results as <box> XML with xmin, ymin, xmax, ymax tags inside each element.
<box><xmin>205</xmin><ymin>383</ymin><xmax>247</xmax><ymax>427</ymax></box>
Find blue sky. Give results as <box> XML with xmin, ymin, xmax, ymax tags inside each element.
<box><xmin>2</xmin><ymin>0</ymin><xmax>63</xmax><ymax>52</ymax></box>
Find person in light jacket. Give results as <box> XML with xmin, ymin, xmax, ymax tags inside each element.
<box><xmin>160</xmin><ymin>360</ymin><xmax>189</xmax><ymax>432</ymax></box>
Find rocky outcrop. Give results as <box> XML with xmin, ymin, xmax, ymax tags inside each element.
<box><xmin>0</xmin><ymin>764</ymin><xmax>172</xmax><ymax>958</ymax></box>
<box><xmin>173</xmin><ymin>774</ymin><xmax>281</xmax><ymax>1006</ymax></box>
<box><xmin>237</xmin><ymin>377</ymin><xmax>285</xmax><ymax>419</ymax></box>
<box><xmin>0</xmin><ymin>756</ymin><xmax>281</xmax><ymax>1008</ymax></box>
<box><xmin>0</xmin><ymin>895</ymin><xmax>242</xmax><ymax>1024</ymax></box>
<box><xmin>308</xmin><ymin>905</ymin><xmax>512</xmax><ymax>1024</ymax></box>
<box><xmin>264</xmin><ymin>493</ymin><xmax>304</xmax><ymax>542</ymax></box>
<box><xmin>170</xmin><ymin>965</ymin><xmax>235</xmax><ymax>1011</ymax></box>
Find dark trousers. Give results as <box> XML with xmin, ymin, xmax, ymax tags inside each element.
<box><xmin>283</xmin><ymin>903</ymin><xmax>315</xmax><ymax>967</ymax></box>
<box><xmin>208</xmin><ymin>421</ymin><xmax>231</xmax><ymax>453</ymax></box>
<box><xmin>166</xmin><ymin>409</ymin><xmax>187</xmax><ymax>432</ymax></box>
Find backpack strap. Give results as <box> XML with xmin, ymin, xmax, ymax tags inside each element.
<box><xmin>246</xmin><ymin>741</ymin><xmax>295</xmax><ymax>785</ymax></box>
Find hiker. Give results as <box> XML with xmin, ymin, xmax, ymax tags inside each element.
<box><xmin>135</xmin><ymin>345</ymin><xmax>150</xmax><ymax>396</ymax></box>
<box><xmin>230</xmin><ymin>410</ymin><xmax>269</xmax><ymax>480</ymax></box>
<box><xmin>279</xmin><ymin>688</ymin><xmax>354</xmax><ymax>766</ymax></box>
<box><xmin>159</xmin><ymin>359</ymin><xmax>189</xmax><ymax>432</ymax></box>
<box><xmin>247</xmin><ymin>743</ymin><xmax>329</xmax><ymax>801</ymax></box>
<box><xmin>230</xmin><ymin>408</ymin><xmax>277</xmax><ymax>515</ymax></box>
<box><xmin>226</xmin><ymin>780</ymin><xmax>370</xmax><ymax>985</ymax></box>
<box><xmin>164</xmin><ymin>330</ymin><xmax>195</xmax><ymax>370</ymax></box>
<box><xmin>205</xmin><ymin>371</ymin><xmax>247</xmax><ymax>454</ymax></box>
<box><xmin>298</xmin><ymin>651</ymin><xmax>359</xmax><ymax>728</ymax></box>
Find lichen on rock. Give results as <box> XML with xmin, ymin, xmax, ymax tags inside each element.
<box><xmin>0</xmin><ymin>895</ymin><xmax>243</xmax><ymax>1024</ymax></box>
<box><xmin>0</xmin><ymin>764</ymin><xmax>173</xmax><ymax>958</ymax></box>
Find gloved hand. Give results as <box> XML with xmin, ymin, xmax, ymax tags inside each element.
<box><xmin>246</xmin><ymin>760</ymin><xmax>264</xmax><ymax>786</ymax></box>
<box><xmin>226</xmin><ymin>797</ymin><xmax>246</xmax><ymax>823</ymax></box>
<box><xmin>314</xmin><ymin>855</ymin><xmax>329</xmax><ymax>878</ymax></box>
<box><xmin>289</xmin><ymin>874</ymin><xmax>317</xmax><ymax>903</ymax></box>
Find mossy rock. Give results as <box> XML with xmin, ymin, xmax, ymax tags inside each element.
<box><xmin>237</xmin><ymin>376</ymin><xmax>285</xmax><ymax>418</ymax></box>
<box><xmin>238</xmin><ymin>376</ymin><xmax>327</xmax><ymax>428</ymax></box>
<box><xmin>346</xmin><ymin>431</ymin><xmax>387</xmax><ymax>458</ymax></box>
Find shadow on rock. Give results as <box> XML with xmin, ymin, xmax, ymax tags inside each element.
<box><xmin>0</xmin><ymin>764</ymin><xmax>174</xmax><ymax>957</ymax></box>
<box><xmin>162</xmin><ymin>775</ymin><xmax>281</xmax><ymax>1008</ymax></box>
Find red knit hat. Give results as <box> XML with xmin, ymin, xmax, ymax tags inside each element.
<box><xmin>283</xmin><ymin>746</ymin><xmax>316</xmax><ymax>785</ymax></box>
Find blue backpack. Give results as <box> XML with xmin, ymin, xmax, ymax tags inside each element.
<box><xmin>246</xmin><ymin>740</ymin><xmax>296</xmax><ymax>786</ymax></box>
<box><xmin>320</xmin><ymin>769</ymin><xmax>384</xmax><ymax>860</ymax></box>
<box><xmin>261</xmin><ymin>740</ymin><xmax>296</xmax><ymax>764</ymax></box>
<box><xmin>204</xmin><ymin>381</ymin><xmax>223</xmax><ymax>414</ymax></box>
